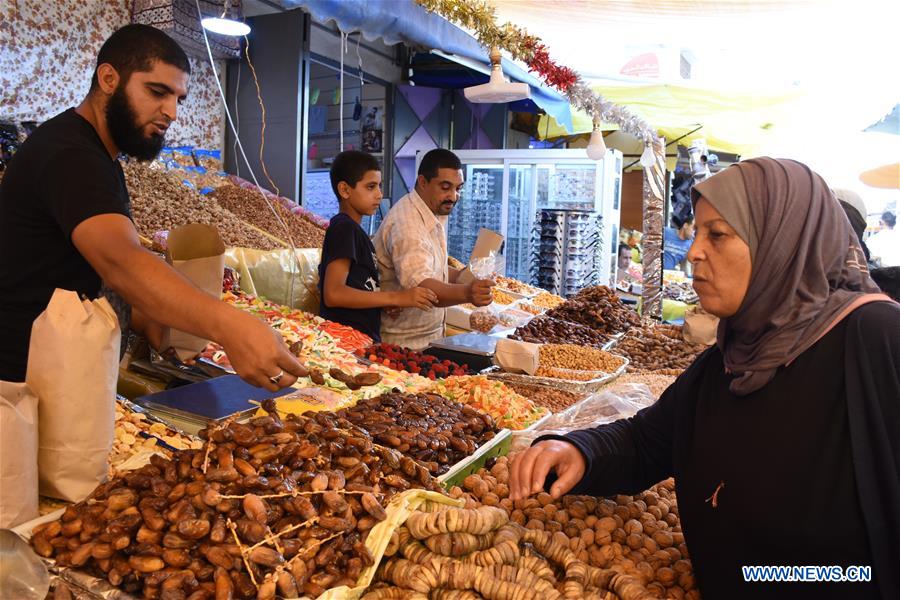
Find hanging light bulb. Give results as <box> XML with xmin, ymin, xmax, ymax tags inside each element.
<box><xmin>464</xmin><ymin>47</ymin><xmax>530</xmax><ymax>103</ymax></box>
<box><xmin>201</xmin><ymin>0</ymin><xmax>250</xmax><ymax>36</ymax></box>
<box><xmin>586</xmin><ymin>115</ymin><xmax>607</xmax><ymax>160</ymax></box>
<box><xmin>640</xmin><ymin>140</ymin><xmax>656</xmax><ymax>168</ymax></box>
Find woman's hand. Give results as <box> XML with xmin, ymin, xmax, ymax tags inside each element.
<box><xmin>510</xmin><ymin>440</ymin><xmax>586</xmax><ymax>500</ymax></box>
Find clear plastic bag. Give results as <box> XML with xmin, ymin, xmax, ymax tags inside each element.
<box><xmin>468</xmin><ymin>252</ymin><xmax>504</xmax><ymax>332</ymax></box>
<box><xmin>511</xmin><ymin>383</ymin><xmax>657</xmax><ymax>452</ymax></box>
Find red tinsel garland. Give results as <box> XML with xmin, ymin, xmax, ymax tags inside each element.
<box><xmin>523</xmin><ymin>39</ymin><xmax>579</xmax><ymax>93</ymax></box>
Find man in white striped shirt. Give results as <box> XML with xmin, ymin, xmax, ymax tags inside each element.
<box><xmin>374</xmin><ymin>150</ymin><xmax>494</xmax><ymax>349</ymax></box>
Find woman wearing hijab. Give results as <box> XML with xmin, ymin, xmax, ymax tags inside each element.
<box><xmin>510</xmin><ymin>158</ymin><xmax>899</xmax><ymax>600</ymax></box>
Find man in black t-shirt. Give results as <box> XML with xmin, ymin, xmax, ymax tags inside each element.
<box><xmin>318</xmin><ymin>151</ymin><xmax>437</xmax><ymax>340</ymax></box>
<box><xmin>0</xmin><ymin>25</ymin><xmax>305</xmax><ymax>390</ymax></box>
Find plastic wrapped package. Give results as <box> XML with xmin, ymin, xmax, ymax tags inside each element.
<box><xmin>468</xmin><ymin>253</ymin><xmax>503</xmax><ymax>332</ymax></box>
<box><xmin>511</xmin><ymin>383</ymin><xmax>657</xmax><ymax>452</ymax></box>
<box><xmin>224</xmin><ymin>247</ymin><xmax>322</xmax><ymax>313</ymax></box>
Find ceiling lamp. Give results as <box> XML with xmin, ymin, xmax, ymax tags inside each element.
<box><xmin>201</xmin><ymin>0</ymin><xmax>250</xmax><ymax>36</ymax></box>
<box><xmin>586</xmin><ymin>115</ymin><xmax>607</xmax><ymax>160</ymax></box>
<box><xmin>464</xmin><ymin>47</ymin><xmax>530</xmax><ymax>104</ymax></box>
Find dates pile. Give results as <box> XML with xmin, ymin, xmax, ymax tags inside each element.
<box><xmin>209</xmin><ymin>186</ymin><xmax>325</xmax><ymax>249</ymax></box>
<box><xmin>617</xmin><ymin>324</ymin><xmax>708</xmax><ymax>373</ymax></box>
<box><xmin>357</xmin><ymin>343</ymin><xmax>473</xmax><ymax>379</ymax></box>
<box><xmin>123</xmin><ymin>161</ymin><xmax>282</xmax><ymax>251</ymax></box>
<box><xmin>510</xmin><ymin>316</ymin><xmax>611</xmax><ymax>348</ymax></box>
<box><xmin>319</xmin><ymin>392</ymin><xmax>499</xmax><ymax>476</ymax></box>
<box><xmin>546</xmin><ymin>286</ymin><xmax>641</xmax><ymax>336</ymax></box>
<box><xmin>30</xmin><ymin>400</ymin><xmax>440</xmax><ymax>600</ymax></box>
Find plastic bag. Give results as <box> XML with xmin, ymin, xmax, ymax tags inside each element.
<box><xmin>468</xmin><ymin>253</ymin><xmax>503</xmax><ymax>332</ymax></box>
<box><xmin>511</xmin><ymin>383</ymin><xmax>657</xmax><ymax>452</ymax></box>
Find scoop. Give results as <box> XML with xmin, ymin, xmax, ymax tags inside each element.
<box><xmin>0</xmin><ymin>529</ymin><xmax>50</xmax><ymax>600</ymax></box>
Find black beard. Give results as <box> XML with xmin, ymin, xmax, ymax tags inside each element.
<box><xmin>105</xmin><ymin>84</ymin><xmax>165</xmax><ymax>161</ymax></box>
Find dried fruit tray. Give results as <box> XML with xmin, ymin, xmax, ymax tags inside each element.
<box><xmin>438</xmin><ymin>429</ymin><xmax>512</xmax><ymax>490</ymax></box>
<box><xmin>480</xmin><ymin>355</ymin><xmax>629</xmax><ymax>393</ymax></box>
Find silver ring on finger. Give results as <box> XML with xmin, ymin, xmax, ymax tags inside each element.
<box><xmin>269</xmin><ymin>370</ymin><xmax>284</xmax><ymax>385</ymax></box>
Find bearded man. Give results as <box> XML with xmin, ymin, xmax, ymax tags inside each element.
<box><xmin>0</xmin><ymin>25</ymin><xmax>305</xmax><ymax>391</ymax></box>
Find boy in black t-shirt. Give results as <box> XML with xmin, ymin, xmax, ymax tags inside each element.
<box><xmin>318</xmin><ymin>151</ymin><xmax>437</xmax><ymax>340</ymax></box>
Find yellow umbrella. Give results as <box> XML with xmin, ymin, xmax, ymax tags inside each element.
<box><xmin>860</xmin><ymin>163</ymin><xmax>900</xmax><ymax>190</ymax></box>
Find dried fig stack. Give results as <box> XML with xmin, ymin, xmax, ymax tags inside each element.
<box><xmin>30</xmin><ymin>400</ymin><xmax>440</xmax><ymax>600</ymax></box>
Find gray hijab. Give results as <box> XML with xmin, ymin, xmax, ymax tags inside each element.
<box><xmin>692</xmin><ymin>157</ymin><xmax>880</xmax><ymax>395</ymax></box>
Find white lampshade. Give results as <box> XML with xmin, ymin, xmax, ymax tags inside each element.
<box><xmin>201</xmin><ymin>16</ymin><xmax>250</xmax><ymax>36</ymax></box>
<box><xmin>586</xmin><ymin>130</ymin><xmax>607</xmax><ymax>160</ymax></box>
<box><xmin>464</xmin><ymin>47</ymin><xmax>530</xmax><ymax>104</ymax></box>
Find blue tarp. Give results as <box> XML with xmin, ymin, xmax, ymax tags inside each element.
<box><xmin>279</xmin><ymin>0</ymin><xmax>574</xmax><ymax>131</ymax></box>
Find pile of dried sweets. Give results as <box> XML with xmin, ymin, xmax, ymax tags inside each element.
<box><xmin>491</xmin><ymin>289</ymin><xmax>518</xmax><ymax>305</ymax></box>
<box><xmin>123</xmin><ymin>161</ymin><xmax>282</xmax><ymax>251</ymax></box>
<box><xmin>508</xmin><ymin>383</ymin><xmax>586</xmax><ymax>413</ymax></box>
<box><xmin>616</xmin><ymin>323</ymin><xmax>708</xmax><ymax>373</ymax></box>
<box><xmin>430</xmin><ymin>376</ymin><xmax>548</xmax><ymax>430</ymax></box>
<box><xmin>209</xmin><ymin>185</ymin><xmax>325</xmax><ymax>248</ymax></box>
<box><xmin>546</xmin><ymin>285</ymin><xmax>641</xmax><ymax>336</ymax></box>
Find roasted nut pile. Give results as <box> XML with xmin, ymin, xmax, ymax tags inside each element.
<box><xmin>616</xmin><ymin>323</ymin><xmax>708</xmax><ymax>373</ymax></box>
<box><xmin>510</xmin><ymin>316</ymin><xmax>611</xmax><ymax>347</ymax></box>
<box><xmin>546</xmin><ymin>286</ymin><xmax>641</xmax><ymax>336</ymax></box>
<box><xmin>447</xmin><ymin>457</ymin><xmax>697</xmax><ymax>600</ymax></box>
<box><xmin>495</xmin><ymin>276</ymin><xmax>540</xmax><ymax>296</ymax></box>
<box><xmin>491</xmin><ymin>289</ymin><xmax>517</xmax><ymax>305</ymax></box>
<box><xmin>31</xmin><ymin>400</ymin><xmax>440</xmax><ymax>600</ymax></box>
<box><xmin>209</xmin><ymin>186</ymin><xmax>325</xmax><ymax>249</ymax></box>
<box><xmin>318</xmin><ymin>392</ymin><xmax>499</xmax><ymax>476</ymax></box>
<box><xmin>508</xmin><ymin>384</ymin><xmax>586</xmax><ymax>413</ymax></box>
<box><xmin>111</xmin><ymin>403</ymin><xmax>203</xmax><ymax>478</ymax></box>
<box><xmin>539</xmin><ymin>344</ymin><xmax>625</xmax><ymax>373</ymax></box>
<box><xmin>531</xmin><ymin>291</ymin><xmax>566</xmax><ymax>310</ymax></box>
<box><xmin>124</xmin><ymin>162</ymin><xmax>282</xmax><ymax>251</ymax></box>
<box><xmin>613</xmin><ymin>374</ymin><xmax>678</xmax><ymax>400</ymax></box>
<box><xmin>470</xmin><ymin>309</ymin><xmax>500</xmax><ymax>332</ymax></box>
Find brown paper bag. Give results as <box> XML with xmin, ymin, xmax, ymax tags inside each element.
<box><xmin>683</xmin><ymin>305</ymin><xmax>719</xmax><ymax>346</ymax></box>
<box><xmin>27</xmin><ymin>289</ymin><xmax>120</xmax><ymax>501</ymax></box>
<box><xmin>494</xmin><ymin>338</ymin><xmax>540</xmax><ymax>375</ymax></box>
<box><xmin>160</xmin><ymin>224</ymin><xmax>226</xmax><ymax>361</ymax></box>
<box><xmin>0</xmin><ymin>380</ymin><xmax>39</xmax><ymax>527</ymax></box>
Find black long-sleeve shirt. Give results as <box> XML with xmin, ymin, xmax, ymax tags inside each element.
<box><xmin>541</xmin><ymin>301</ymin><xmax>900</xmax><ymax>600</ymax></box>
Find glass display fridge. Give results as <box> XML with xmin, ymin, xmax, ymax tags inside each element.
<box><xmin>425</xmin><ymin>149</ymin><xmax>623</xmax><ymax>292</ymax></box>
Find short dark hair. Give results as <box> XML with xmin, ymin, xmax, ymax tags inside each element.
<box><xmin>90</xmin><ymin>24</ymin><xmax>191</xmax><ymax>91</ymax></box>
<box><xmin>418</xmin><ymin>149</ymin><xmax>462</xmax><ymax>181</ymax></box>
<box><xmin>330</xmin><ymin>151</ymin><xmax>380</xmax><ymax>199</ymax></box>
<box><xmin>870</xmin><ymin>267</ymin><xmax>900</xmax><ymax>302</ymax></box>
<box><xmin>881</xmin><ymin>211</ymin><xmax>896</xmax><ymax>228</ymax></box>
<box><xmin>618</xmin><ymin>243</ymin><xmax>631</xmax><ymax>256</ymax></box>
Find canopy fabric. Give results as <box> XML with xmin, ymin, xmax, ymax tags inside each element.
<box><xmin>278</xmin><ymin>0</ymin><xmax>573</xmax><ymax>130</ymax></box>
<box><xmin>536</xmin><ymin>82</ymin><xmax>802</xmax><ymax>156</ymax></box>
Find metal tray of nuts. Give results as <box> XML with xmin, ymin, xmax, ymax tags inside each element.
<box><xmin>480</xmin><ymin>355</ymin><xmax>629</xmax><ymax>394</ymax></box>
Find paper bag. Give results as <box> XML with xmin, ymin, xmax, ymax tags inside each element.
<box><xmin>494</xmin><ymin>338</ymin><xmax>540</xmax><ymax>375</ymax></box>
<box><xmin>456</xmin><ymin>228</ymin><xmax>504</xmax><ymax>284</ymax></box>
<box><xmin>161</xmin><ymin>224</ymin><xmax>226</xmax><ymax>361</ymax></box>
<box><xmin>0</xmin><ymin>380</ymin><xmax>39</xmax><ymax>527</ymax></box>
<box><xmin>683</xmin><ymin>305</ymin><xmax>719</xmax><ymax>346</ymax></box>
<box><xmin>27</xmin><ymin>289</ymin><xmax>120</xmax><ymax>502</ymax></box>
